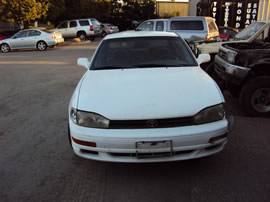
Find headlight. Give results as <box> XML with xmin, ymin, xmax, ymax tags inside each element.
<box><xmin>194</xmin><ymin>104</ymin><xmax>225</xmax><ymax>125</ymax></box>
<box><xmin>70</xmin><ymin>108</ymin><xmax>110</xmax><ymax>128</ymax></box>
<box><xmin>227</xmin><ymin>51</ymin><xmax>237</xmax><ymax>64</ymax></box>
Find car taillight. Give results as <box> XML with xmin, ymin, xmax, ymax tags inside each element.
<box><xmin>108</xmin><ymin>28</ymin><xmax>112</xmax><ymax>30</ymax></box>
<box><xmin>51</xmin><ymin>33</ymin><xmax>56</xmax><ymax>39</ymax></box>
<box><xmin>90</xmin><ymin>25</ymin><xmax>93</xmax><ymax>31</ymax></box>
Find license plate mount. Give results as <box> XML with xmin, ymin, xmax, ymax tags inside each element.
<box><xmin>135</xmin><ymin>140</ymin><xmax>173</xmax><ymax>159</ymax></box>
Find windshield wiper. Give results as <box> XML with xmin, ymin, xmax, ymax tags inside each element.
<box><xmin>131</xmin><ymin>64</ymin><xmax>173</xmax><ymax>68</ymax></box>
<box><xmin>131</xmin><ymin>63</ymin><xmax>191</xmax><ymax>68</ymax></box>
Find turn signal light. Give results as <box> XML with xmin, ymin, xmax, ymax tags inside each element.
<box><xmin>72</xmin><ymin>137</ymin><xmax>96</xmax><ymax>147</ymax></box>
<box><xmin>208</xmin><ymin>134</ymin><xmax>227</xmax><ymax>144</ymax></box>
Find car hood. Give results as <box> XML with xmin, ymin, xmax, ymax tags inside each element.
<box><xmin>77</xmin><ymin>67</ymin><xmax>223</xmax><ymax>120</ymax></box>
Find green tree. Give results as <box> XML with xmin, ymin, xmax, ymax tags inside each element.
<box><xmin>0</xmin><ymin>0</ymin><xmax>49</xmax><ymax>28</ymax></box>
<box><xmin>46</xmin><ymin>0</ymin><xmax>66</xmax><ymax>24</ymax></box>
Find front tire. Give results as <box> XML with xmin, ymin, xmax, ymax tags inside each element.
<box><xmin>240</xmin><ymin>76</ymin><xmax>270</xmax><ymax>117</ymax></box>
<box><xmin>1</xmin><ymin>43</ymin><xmax>10</xmax><ymax>53</ymax></box>
<box><xmin>101</xmin><ymin>31</ymin><xmax>107</xmax><ymax>37</ymax></box>
<box><xmin>37</xmin><ymin>41</ymin><xmax>47</xmax><ymax>51</ymax></box>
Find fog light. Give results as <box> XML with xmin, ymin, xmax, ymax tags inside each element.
<box><xmin>209</xmin><ymin>134</ymin><xmax>227</xmax><ymax>144</ymax></box>
<box><xmin>72</xmin><ymin>137</ymin><xmax>96</xmax><ymax>147</ymax></box>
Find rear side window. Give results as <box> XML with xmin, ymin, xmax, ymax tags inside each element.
<box><xmin>156</xmin><ymin>21</ymin><xmax>164</xmax><ymax>31</ymax></box>
<box><xmin>28</xmin><ymin>30</ymin><xmax>41</xmax><ymax>36</ymax></box>
<box><xmin>70</xmin><ymin>21</ymin><xmax>77</xmax><ymax>28</ymax></box>
<box><xmin>91</xmin><ymin>19</ymin><xmax>100</xmax><ymax>26</ymax></box>
<box><xmin>170</xmin><ymin>21</ymin><xmax>204</xmax><ymax>30</ymax></box>
<box><xmin>79</xmin><ymin>20</ymin><xmax>90</xmax><ymax>26</ymax></box>
<box><xmin>207</xmin><ymin>21</ymin><xmax>218</xmax><ymax>32</ymax></box>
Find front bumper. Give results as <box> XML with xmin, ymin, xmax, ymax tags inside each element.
<box><xmin>214</xmin><ymin>55</ymin><xmax>250</xmax><ymax>85</ymax></box>
<box><xmin>69</xmin><ymin>119</ymin><xmax>229</xmax><ymax>163</ymax></box>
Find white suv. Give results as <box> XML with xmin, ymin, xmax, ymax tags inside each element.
<box><xmin>54</xmin><ymin>18</ymin><xmax>101</xmax><ymax>41</ymax></box>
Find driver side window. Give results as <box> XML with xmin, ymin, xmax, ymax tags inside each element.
<box><xmin>137</xmin><ymin>21</ymin><xmax>154</xmax><ymax>31</ymax></box>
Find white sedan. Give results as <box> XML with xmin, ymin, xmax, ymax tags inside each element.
<box><xmin>69</xmin><ymin>31</ymin><xmax>231</xmax><ymax>163</ymax></box>
<box><xmin>0</xmin><ymin>29</ymin><xmax>64</xmax><ymax>53</ymax></box>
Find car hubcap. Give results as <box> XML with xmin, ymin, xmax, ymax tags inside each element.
<box><xmin>251</xmin><ymin>88</ymin><xmax>270</xmax><ymax>113</ymax></box>
<box><xmin>79</xmin><ymin>34</ymin><xmax>85</xmax><ymax>40</ymax></box>
<box><xmin>1</xmin><ymin>44</ymin><xmax>9</xmax><ymax>52</ymax></box>
<box><xmin>38</xmin><ymin>42</ymin><xmax>46</xmax><ymax>50</ymax></box>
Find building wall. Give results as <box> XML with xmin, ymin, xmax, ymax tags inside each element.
<box><xmin>156</xmin><ymin>2</ymin><xmax>189</xmax><ymax>17</ymax></box>
<box><xmin>188</xmin><ymin>0</ymin><xmax>200</xmax><ymax>16</ymax></box>
<box><xmin>258</xmin><ymin>0</ymin><xmax>270</xmax><ymax>20</ymax></box>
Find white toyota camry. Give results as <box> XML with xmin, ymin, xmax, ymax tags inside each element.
<box><xmin>68</xmin><ymin>31</ymin><xmax>230</xmax><ymax>163</ymax></box>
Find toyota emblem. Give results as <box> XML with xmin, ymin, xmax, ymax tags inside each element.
<box><xmin>146</xmin><ymin>119</ymin><xmax>158</xmax><ymax>128</ymax></box>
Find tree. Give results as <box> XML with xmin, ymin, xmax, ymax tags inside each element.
<box><xmin>46</xmin><ymin>0</ymin><xmax>66</xmax><ymax>25</ymax></box>
<box><xmin>0</xmin><ymin>0</ymin><xmax>49</xmax><ymax>28</ymax></box>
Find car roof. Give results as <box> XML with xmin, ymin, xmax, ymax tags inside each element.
<box><xmin>170</xmin><ymin>16</ymin><xmax>213</xmax><ymax>21</ymax></box>
<box><xmin>104</xmin><ymin>31</ymin><xmax>179</xmax><ymax>40</ymax></box>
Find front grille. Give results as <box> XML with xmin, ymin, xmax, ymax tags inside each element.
<box><xmin>109</xmin><ymin>117</ymin><xmax>195</xmax><ymax>129</ymax></box>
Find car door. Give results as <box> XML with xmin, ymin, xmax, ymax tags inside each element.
<box><xmin>23</xmin><ymin>30</ymin><xmax>41</xmax><ymax>48</ymax></box>
<box><xmin>56</xmin><ymin>21</ymin><xmax>69</xmax><ymax>38</ymax></box>
<box><xmin>66</xmin><ymin>21</ymin><xmax>78</xmax><ymax>38</ymax></box>
<box><xmin>9</xmin><ymin>30</ymin><xmax>27</xmax><ymax>49</ymax></box>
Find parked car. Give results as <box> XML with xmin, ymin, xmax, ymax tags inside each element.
<box><xmin>53</xmin><ymin>18</ymin><xmax>101</xmax><ymax>41</ymax></box>
<box><xmin>68</xmin><ymin>31</ymin><xmax>230</xmax><ymax>163</ymax></box>
<box><xmin>136</xmin><ymin>17</ymin><xmax>219</xmax><ymax>42</ymax></box>
<box><xmin>0</xmin><ymin>32</ymin><xmax>8</xmax><ymax>40</ymax></box>
<box><xmin>213</xmin><ymin>22</ymin><xmax>270</xmax><ymax>116</ymax></box>
<box><xmin>218</xmin><ymin>26</ymin><xmax>238</xmax><ymax>40</ymax></box>
<box><xmin>196</xmin><ymin>21</ymin><xmax>270</xmax><ymax>71</ymax></box>
<box><xmin>100</xmin><ymin>23</ymin><xmax>119</xmax><ymax>37</ymax></box>
<box><xmin>0</xmin><ymin>29</ymin><xmax>64</xmax><ymax>53</ymax></box>
<box><xmin>0</xmin><ymin>31</ymin><xmax>17</xmax><ymax>40</ymax></box>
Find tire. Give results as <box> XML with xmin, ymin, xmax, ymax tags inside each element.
<box><xmin>77</xmin><ymin>32</ymin><xmax>87</xmax><ymax>41</ymax></box>
<box><xmin>101</xmin><ymin>31</ymin><xmax>107</xmax><ymax>37</ymax></box>
<box><xmin>37</xmin><ymin>41</ymin><xmax>47</xmax><ymax>51</ymax></box>
<box><xmin>68</xmin><ymin>125</ymin><xmax>72</xmax><ymax>148</ymax></box>
<box><xmin>1</xmin><ymin>43</ymin><xmax>10</xmax><ymax>53</ymax></box>
<box><xmin>239</xmin><ymin>76</ymin><xmax>270</xmax><ymax>117</ymax></box>
<box><xmin>89</xmin><ymin>36</ymin><xmax>95</xmax><ymax>41</ymax></box>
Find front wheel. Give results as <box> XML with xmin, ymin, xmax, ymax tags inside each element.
<box><xmin>37</xmin><ymin>41</ymin><xmax>47</xmax><ymax>51</ymax></box>
<box><xmin>1</xmin><ymin>43</ymin><xmax>10</xmax><ymax>53</ymax></box>
<box><xmin>240</xmin><ymin>76</ymin><xmax>270</xmax><ymax>117</ymax></box>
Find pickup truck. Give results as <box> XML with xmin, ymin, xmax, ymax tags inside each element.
<box><xmin>197</xmin><ymin>21</ymin><xmax>270</xmax><ymax>71</ymax></box>
<box><xmin>213</xmin><ymin>21</ymin><xmax>270</xmax><ymax>117</ymax></box>
<box><xmin>136</xmin><ymin>17</ymin><xmax>219</xmax><ymax>42</ymax></box>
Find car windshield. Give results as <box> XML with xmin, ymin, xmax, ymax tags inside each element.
<box><xmin>235</xmin><ymin>22</ymin><xmax>265</xmax><ymax>40</ymax></box>
<box><xmin>91</xmin><ymin>36</ymin><xmax>197</xmax><ymax>70</ymax></box>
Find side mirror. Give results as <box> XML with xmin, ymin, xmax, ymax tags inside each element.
<box><xmin>77</xmin><ymin>58</ymin><xmax>90</xmax><ymax>69</ymax></box>
<box><xmin>196</xmin><ymin>54</ymin><xmax>210</xmax><ymax>65</ymax></box>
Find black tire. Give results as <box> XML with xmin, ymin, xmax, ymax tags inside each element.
<box><xmin>101</xmin><ymin>31</ymin><xmax>107</xmax><ymax>37</ymax></box>
<box><xmin>1</xmin><ymin>43</ymin><xmax>10</xmax><ymax>53</ymax></box>
<box><xmin>68</xmin><ymin>125</ymin><xmax>72</xmax><ymax>148</ymax></box>
<box><xmin>37</xmin><ymin>41</ymin><xmax>47</xmax><ymax>51</ymax></box>
<box><xmin>77</xmin><ymin>32</ymin><xmax>87</xmax><ymax>41</ymax></box>
<box><xmin>239</xmin><ymin>76</ymin><xmax>270</xmax><ymax>117</ymax></box>
<box><xmin>89</xmin><ymin>36</ymin><xmax>95</xmax><ymax>41</ymax></box>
